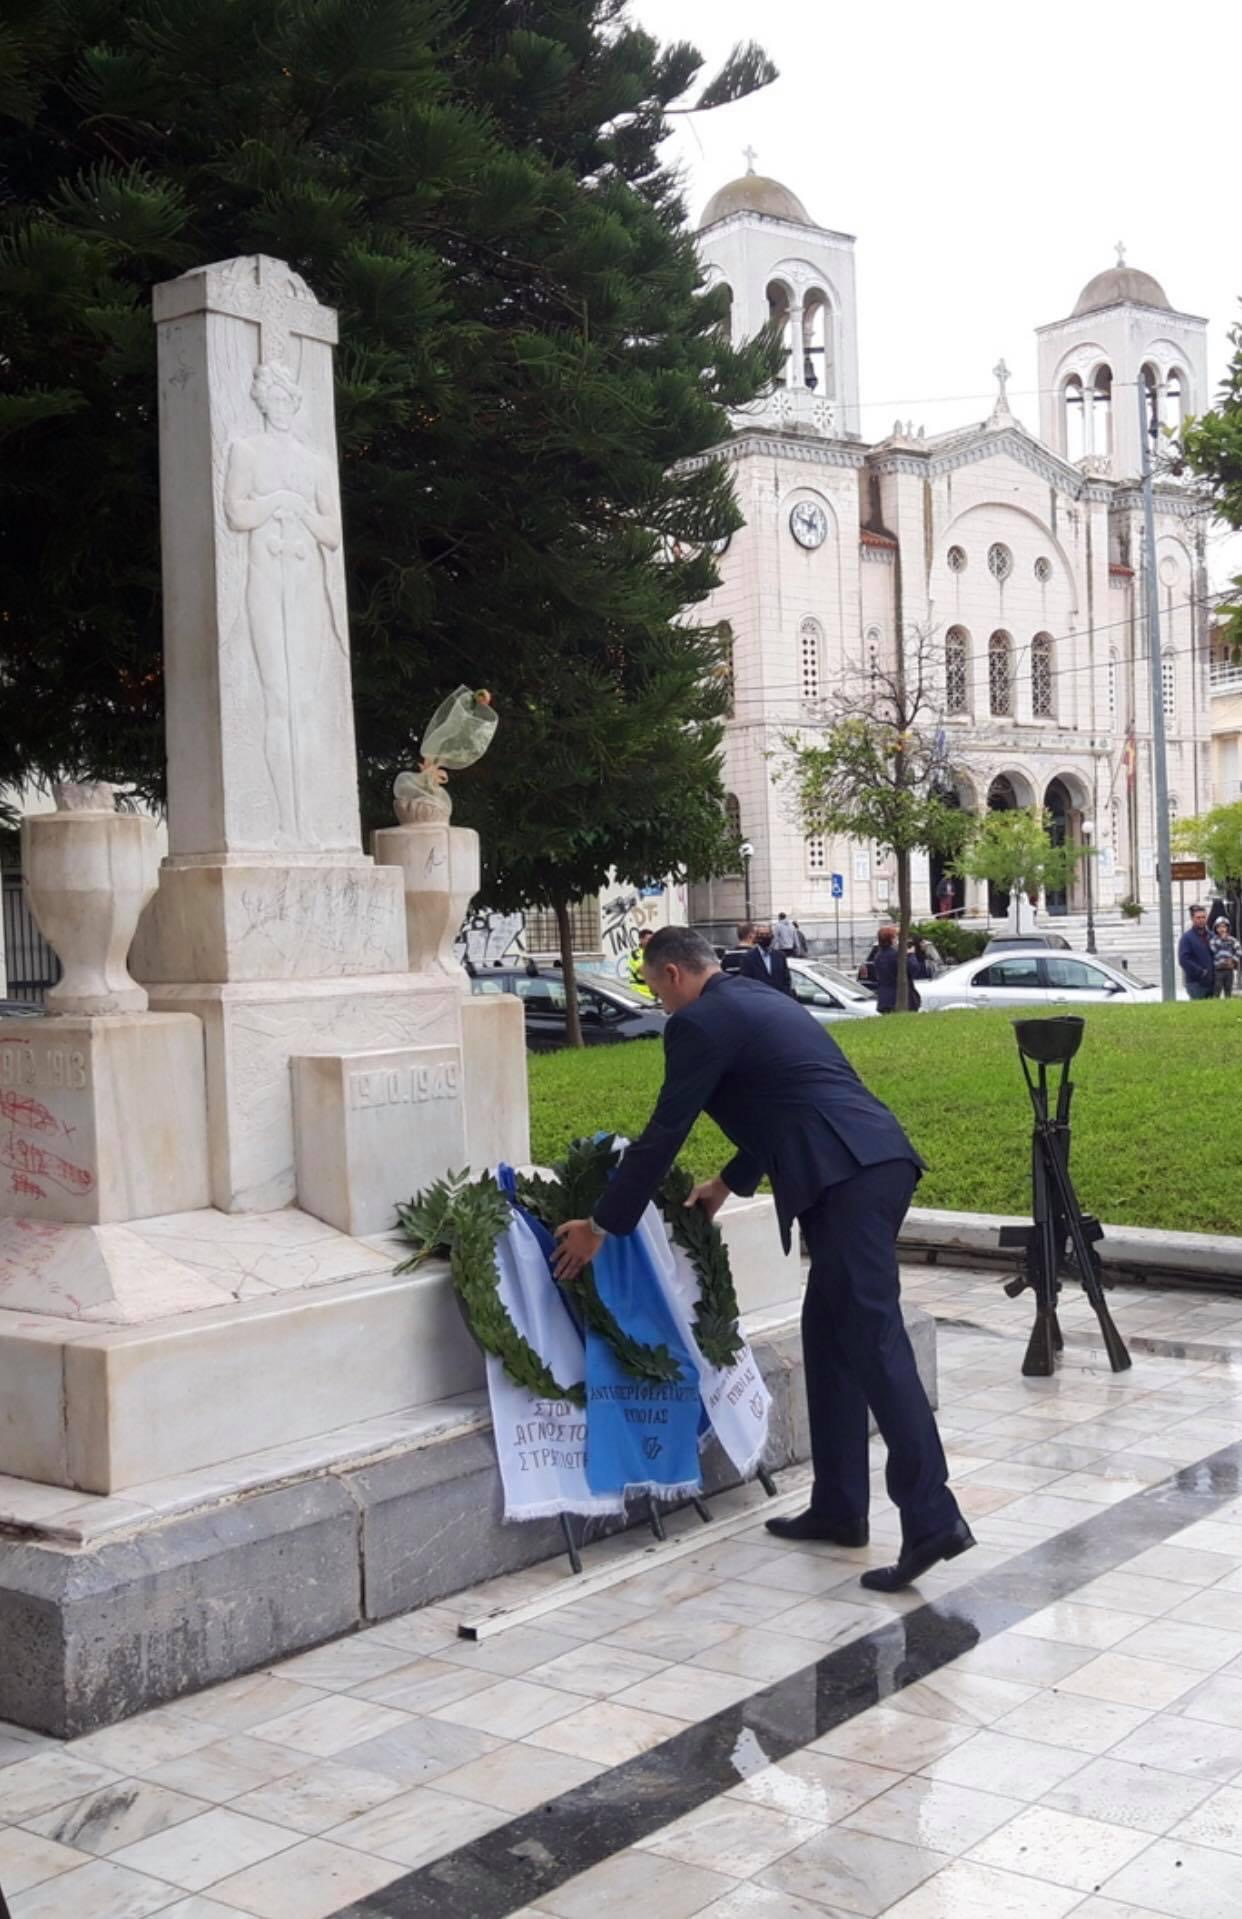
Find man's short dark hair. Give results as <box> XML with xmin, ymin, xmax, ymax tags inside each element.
<box><xmin>643</xmin><ymin>927</ymin><xmax>719</xmax><ymax>973</ymax></box>
<box><xmin>637</xmin><ymin>927</ymin><xmax>654</xmax><ymax>943</ymax></box>
<box><xmin>736</xmin><ymin>921</ymin><xmax>754</xmax><ymax>942</ymax></box>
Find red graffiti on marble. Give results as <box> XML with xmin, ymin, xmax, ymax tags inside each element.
<box><xmin>0</xmin><ymin>1090</ymin><xmax>59</xmax><ymax>1136</ymax></box>
<box><xmin>0</xmin><ymin>1135</ymin><xmax>94</xmax><ymax>1194</ymax></box>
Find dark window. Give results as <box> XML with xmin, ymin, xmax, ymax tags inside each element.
<box><xmin>975</xmin><ymin>957</ymin><xmax>1041</xmax><ymax>988</ymax></box>
<box><xmin>1042</xmin><ymin>957</ymin><xmax>1107</xmax><ymax>991</ymax></box>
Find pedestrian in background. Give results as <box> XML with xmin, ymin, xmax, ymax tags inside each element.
<box><xmin>740</xmin><ymin>923</ymin><xmax>794</xmax><ymax>995</ymax></box>
<box><xmin>1178</xmin><ymin>905</ymin><xmax>1216</xmax><ymax>1001</ymax></box>
<box><xmin>627</xmin><ymin>927</ymin><xmax>655</xmax><ymax>998</ymax></box>
<box><xmin>791</xmin><ymin>918</ymin><xmax>810</xmax><ymax>956</ymax></box>
<box><xmin>772</xmin><ymin>912</ymin><xmax>798</xmax><ymax>952</ymax></box>
<box><xmin>1211</xmin><ymin>917</ymin><xmax>1241</xmax><ymax>998</ymax></box>
<box><xmin>721</xmin><ymin>921</ymin><xmax>754</xmax><ymax>974</ymax></box>
<box><xmin>874</xmin><ymin>925</ymin><xmax>922</xmax><ymax>1013</ymax></box>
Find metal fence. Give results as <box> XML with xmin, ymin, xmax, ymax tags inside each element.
<box><xmin>2</xmin><ymin>872</ymin><xmax>61</xmax><ymax>1003</ymax></box>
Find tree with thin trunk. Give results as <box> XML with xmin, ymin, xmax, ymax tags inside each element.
<box><xmin>952</xmin><ymin>808</ymin><xmax>1083</xmax><ymax>929</ymax></box>
<box><xmin>779</xmin><ymin>626</ymin><xmax>970</xmax><ymax>1011</ymax></box>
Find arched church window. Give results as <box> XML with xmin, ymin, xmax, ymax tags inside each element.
<box><xmin>1064</xmin><ymin>376</ymin><xmax>1086</xmax><ymax>460</ymax></box>
<box><xmin>799</xmin><ymin>617</ymin><xmax>824</xmax><ymax>702</ymax></box>
<box><xmin>945</xmin><ymin>628</ymin><xmax>969</xmax><ymax>716</ymax></box>
<box><xmin>1166</xmin><ymin>368</ymin><xmax>1187</xmax><ymax>427</ymax></box>
<box><xmin>766</xmin><ymin>282</ymin><xmax>793</xmax><ymax>387</ymax></box>
<box><xmin>989</xmin><ymin>631</ymin><xmax>1013</xmax><ymax>716</ymax></box>
<box><xmin>1107</xmin><ymin>649</ymin><xmax>1119</xmax><ymax>725</ymax></box>
<box><xmin>1034</xmin><ymin>557</ymin><xmax>1052</xmax><ymax>584</ymax></box>
<box><xmin>1162</xmin><ymin>649</ymin><xmax>1176</xmax><ymax>720</ymax></box>
<box><xmin>988</xmin><ymin>543</ymin><xmax>1013</xmax><ymax>583</ymax></box>
<box><xmin>717</xmin><ymin>635</ymin><xmax>734</xmax><ymax>716</ymax></box>
<box><xmin>1110</xmin><ymin>798</ymin><xmax>1121</xmax><ymax>855</ymax></box>
<box><xmin>947</xmin><ymin>545</ymin><xmax>967</xmax><ymax>574</ymax></box>
<box><xmin>806</xmin><ymin>833</ymin><xmax>827</xmax><ymax>874</ymax></box>
<box><xmin>1093</xmin><ymin>366</ymin><xmax>1113</xmax><ymax>455</ymax></box>
<box><xmin>1032</xmin><ymin>633</ymin><xmax>1055</xmax><ymax>718</ymax></box>
<box><xmin>865</xmin><ymin>626</ymin><xmax>882</xmax><ymax>688</ymax></box>
<box><xmin>724</xmin><ymin>792</ymin><xmax>742</xmax><ymax>843</ymax></box>
<box><xmin>1141</xmin><ymin>363</ymin><xmax>1161</xmax><ymax>441</ymax></box>
<box><xmin>802</xmin><ymin>293</ymin><xmax>832</xmax><ymax>395</ymax></box>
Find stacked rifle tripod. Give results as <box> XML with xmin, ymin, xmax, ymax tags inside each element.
<box><xmin>999</xmin><ymin>1017</ymin><xmax>1131</xmax><ymax>1379</ymax></box>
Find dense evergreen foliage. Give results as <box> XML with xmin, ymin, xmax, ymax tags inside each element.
<box><xmin>0</xmin><ymin>0</ymin><xmax>777</xmax><ymax>971</ymax></box>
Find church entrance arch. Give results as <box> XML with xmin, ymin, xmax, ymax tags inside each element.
<box><xmin>1044</xmin><ymin>777</ymin><xmax>1072</xmax><ymax>915</ymax></box>
<box><xmin>927</xmin><ymin>774</ymin><xmax>976</xmax><ymax>918</ymax></box>
<box><xmin>986</xmin><ymin>774</ymin><xmax>1020</xmax><ymax>918</ymax></box>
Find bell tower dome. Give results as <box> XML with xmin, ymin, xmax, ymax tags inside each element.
<box><xmin>1035</xmin><ymin>245</ymin><xmax>1208</xmax><ymax>480</ymax></box>
<box><xmin>696</xmin><ymin>155</ymin><xmax>861</xmax><ymax>439</ymax></box>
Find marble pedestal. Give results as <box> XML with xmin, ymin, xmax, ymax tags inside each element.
<box><xmin>0</xmin><ymin>1013</ymin><xmax>208</xmax><ymax>1224</ymax></box>
<box><xmin>145</xmin><ymin>975</ymin><xmax>463</xmax><ymax>1212</ymax></box>
<box><xmin>0</xmin><ymin>1191</ymin><xmax>799</xmax><ymax>1496</ymax></box>
<box><xmin>292</xmin><ymin>1043</ymin><xmax>467</xmax><ymax>1237</ymax></box>
<box><xmin>0</xmin><ymin>1284</ymin><xmax>941</xmax><ymax>1736</ymax></box>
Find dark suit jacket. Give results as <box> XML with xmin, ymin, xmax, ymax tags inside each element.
<box><xmin>739</xmin><ymin>945</ymin><xmax>793</xmax><ymax>994</ymax></box>
<box><xmin>593</xmin><ymin>971</ymin><xmax>922</xmax><ymax>1249</ymax></box>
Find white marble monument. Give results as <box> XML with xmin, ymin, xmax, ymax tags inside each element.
<box><xmin>0</xmin><ymin>254</ymin><xmax>529</xmax><ymax>1492</ymax></box>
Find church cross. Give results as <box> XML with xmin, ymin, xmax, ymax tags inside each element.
<box><xmin>993</xmin><ymin>358</ymin><xmax>1011</xmax><ymax>406</ymax></box>
<box><xmin>1115</xmin><ymin>240</ymin><xmax>1127</xmax><ymax>267</ymax></box>
<box><xmin>742</xmin><ymin>144</ymin><xmax>758</xmax><ymax>175</ymax></box>
<box><xmin>208</xmin><ymin>255</ymin><xmax>336</xmax><ymax>370</ymax></box>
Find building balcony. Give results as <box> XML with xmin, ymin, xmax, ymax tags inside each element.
<box><xmin>1209</xmin><ymin>661</ymin><xmax>1242</xmax><ymax>696</ymax></box>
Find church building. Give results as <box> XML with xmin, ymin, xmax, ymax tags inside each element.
<box><xmin>687</xmin><ymin>166</ymin><xmax>1213</xmax><ymax>934</ymax></box>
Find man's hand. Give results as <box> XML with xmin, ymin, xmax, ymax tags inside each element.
<box><xmin>553</xmin><ymin>1219</ymin><xmax>604</xmax><ymax>1282</ymax></box>
<box><xmin>685</xmin><ymin>1176</ymin><xmax>730</xmax><ymax>1223</ymax></box>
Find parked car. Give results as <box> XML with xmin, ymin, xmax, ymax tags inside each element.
<box><xmin>467</xmin><ymin>963</ymin><xmax>666</xmax><ymax>1051</ymax></box>
<box><xmin>983</xmin><ymin>931</ymin><xmax>1072</xmax><ymax>953</ymax></box>
<box><xmin>788</xmin><ymin>958</ymin><xmax>879</xmax><ymax>1021</ymax></box>
<box><xmin>920</xmin><ymin>949</ymin><xmax>1162</xmax><ymax>1012</ymax></box>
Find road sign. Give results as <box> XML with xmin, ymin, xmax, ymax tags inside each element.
<box><xmin>1169</xmin><ymin>859</ymin><xmax>1206</xmax><ymax>882</ymax></box>
<box><xmin>830</xmin><ymin>873</ymin><xmax>844</xmax><ymax>899</ymax></box>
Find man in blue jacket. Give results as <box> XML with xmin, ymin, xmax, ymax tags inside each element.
<box><xmin>1178</xmin><ymin>905</ymin><xmax>1216</xmax><ymax>1000</ymax></box>
<box><xmin>739</xmin><ymin>922</ymin><xmax>794</xmax><ymax>995</ymax></box>
<box><xmin>554</xmin><ymin>927</ymin><xmax>971</xmax><ymax>1592</ymax></box>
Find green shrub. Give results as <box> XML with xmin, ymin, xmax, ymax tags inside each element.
<box><xmin>910</xmin><ymin>918</ymin><xmax>989</xmax><ymax>963</ymax></box>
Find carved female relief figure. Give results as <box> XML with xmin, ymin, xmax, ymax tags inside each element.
<box><xmin>224</xmin><ymin>361</ymin><xmax>347</xmax><ymax>846</ymax></box>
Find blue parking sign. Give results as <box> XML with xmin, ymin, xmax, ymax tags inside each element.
<box><xmin>830</xmin><ymin>873</ymin><xmax>844</xmax><ymax>899</ymax></box>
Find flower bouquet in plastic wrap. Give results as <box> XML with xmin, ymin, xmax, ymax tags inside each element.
<box><xmin>393</xmin><ymin>687</ymin><xmax>497</xmax><ymax>823</ymax></box>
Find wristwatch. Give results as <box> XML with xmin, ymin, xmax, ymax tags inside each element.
<box><xmin>587</xmin><ymin>1218</ymin><xmax>609</xmax><ymax>1239</ymax></box>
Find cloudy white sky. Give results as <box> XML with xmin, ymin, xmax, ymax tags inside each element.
<box><xmin>632</xmin><ymin>0</ymin><xmax>1242</xmax><ymax>582</ymax></box>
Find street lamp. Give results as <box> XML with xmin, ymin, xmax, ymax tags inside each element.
<box><xmin>1081</xmin><ymin>818</ymin><xmax>1097</xmax><ymax>954</ymax></box>
<box><xmin>739</xmin><ymin>840</ymin><xmax>754</xmax><ymax>925</ymax></box>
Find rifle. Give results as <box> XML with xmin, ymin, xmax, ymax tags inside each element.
<box><xmin>998</xmin><ymin>1017</ymin><xmax>1131</xmax><ymax>1379</ymax></box>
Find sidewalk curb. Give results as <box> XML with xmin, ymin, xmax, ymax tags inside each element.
<box><xmin>901</xmin><ymin>1206</ymin><xmax>1242</xmax><ymax>1289</ymax></box>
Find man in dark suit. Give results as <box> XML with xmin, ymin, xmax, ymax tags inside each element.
<box><xmin>739</xmin><ymin>922</ymin><xmax>794</xmax><ymax>995</ymax></box>
<box><xmin>554</xmin><ymin>927</ymin><xmax>972</xmax><ymax>1591</ymax></box>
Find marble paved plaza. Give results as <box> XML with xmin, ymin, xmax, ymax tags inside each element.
<box><xmin>4</xmin><ymin>1265</ymin><xmax>1242</xmax><ymax>1917</ymax></box>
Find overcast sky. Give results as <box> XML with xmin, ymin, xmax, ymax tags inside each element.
<box><xmin>631</xmin><ymin>0</ymin><xmax>1242</xmax><ymax>583</ymax></box>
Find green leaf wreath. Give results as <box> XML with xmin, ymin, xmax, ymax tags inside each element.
<box><xmin>394</xmin><ymin>1135</ymin><xmax>747</xmax><ymax>1403</ymax></box>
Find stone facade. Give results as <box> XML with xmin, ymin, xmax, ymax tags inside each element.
<box><xmin>690</xmin><ymin>183</ymin><xmax>1214</xmax><ymax>933</ymax></box>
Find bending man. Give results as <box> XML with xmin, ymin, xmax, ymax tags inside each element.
<box><xmin>554</xmin><ymin>927</ymin><xmax>972</xmax><ymax>1592</ymax></box>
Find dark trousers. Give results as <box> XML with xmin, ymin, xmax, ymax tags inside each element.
<box><xmin>1215</xmin><ymin>971</ymin><xmax>1235</xmax><ymax>998</ymax></box>
<box><xmin>801</xmin><ymin>1160</ymin><xmax>960</xmax><ymax>1546</ymax></box>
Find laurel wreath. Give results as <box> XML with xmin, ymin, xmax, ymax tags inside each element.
<box><xmin>394</xmin><ymin>1135</ymin><xmax>745</xmax><ymax>1403</ymax></box>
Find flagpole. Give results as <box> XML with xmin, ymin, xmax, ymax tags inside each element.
<box><xmin>1137</xmin><ymin>380</ymin><xmax>1177</xmax><ymax>1001</ymax></box>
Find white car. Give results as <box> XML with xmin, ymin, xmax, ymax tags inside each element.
<box><xmin>920</xmin><ymin>948</ymin><xmax>1161</xmax><ymax>1012</ymax></box>
<box><xmin>788</xmin><ymin>958</ymin><xmax>879</xmax><ymax>1021</ymax></box>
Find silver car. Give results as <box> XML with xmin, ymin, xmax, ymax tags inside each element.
<box><xmin>920</xmin><ymin>948</ymin><xmax>1161</xmax><ymax>1012</ymax></box>
<box><xmin>788</xmin><ymin>958</ymin><xmax>879</xmax><ymax>1021</ymax></box>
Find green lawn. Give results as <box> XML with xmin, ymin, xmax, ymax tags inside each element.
<box><xmin>528</xmin><ymin>1001</ymin><xmax>1242</xmax><ymax>1236</ymax></box>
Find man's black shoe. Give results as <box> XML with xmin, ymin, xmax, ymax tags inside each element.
<box><xmin>859</xmin><ymin>1518</ymin><xmax>976</xmax><ymax>1593</ymax></box>
<box><xmin>765</xmin><ymin>1512</ymin><xmax>869</xmax><ymax>1548</ymax></box>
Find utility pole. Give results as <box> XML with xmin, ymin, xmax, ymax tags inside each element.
<box><xmin>1137</xmin><ymin>379</ymin><xmax>1177</xmax><ymax>1001</ymax></box>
